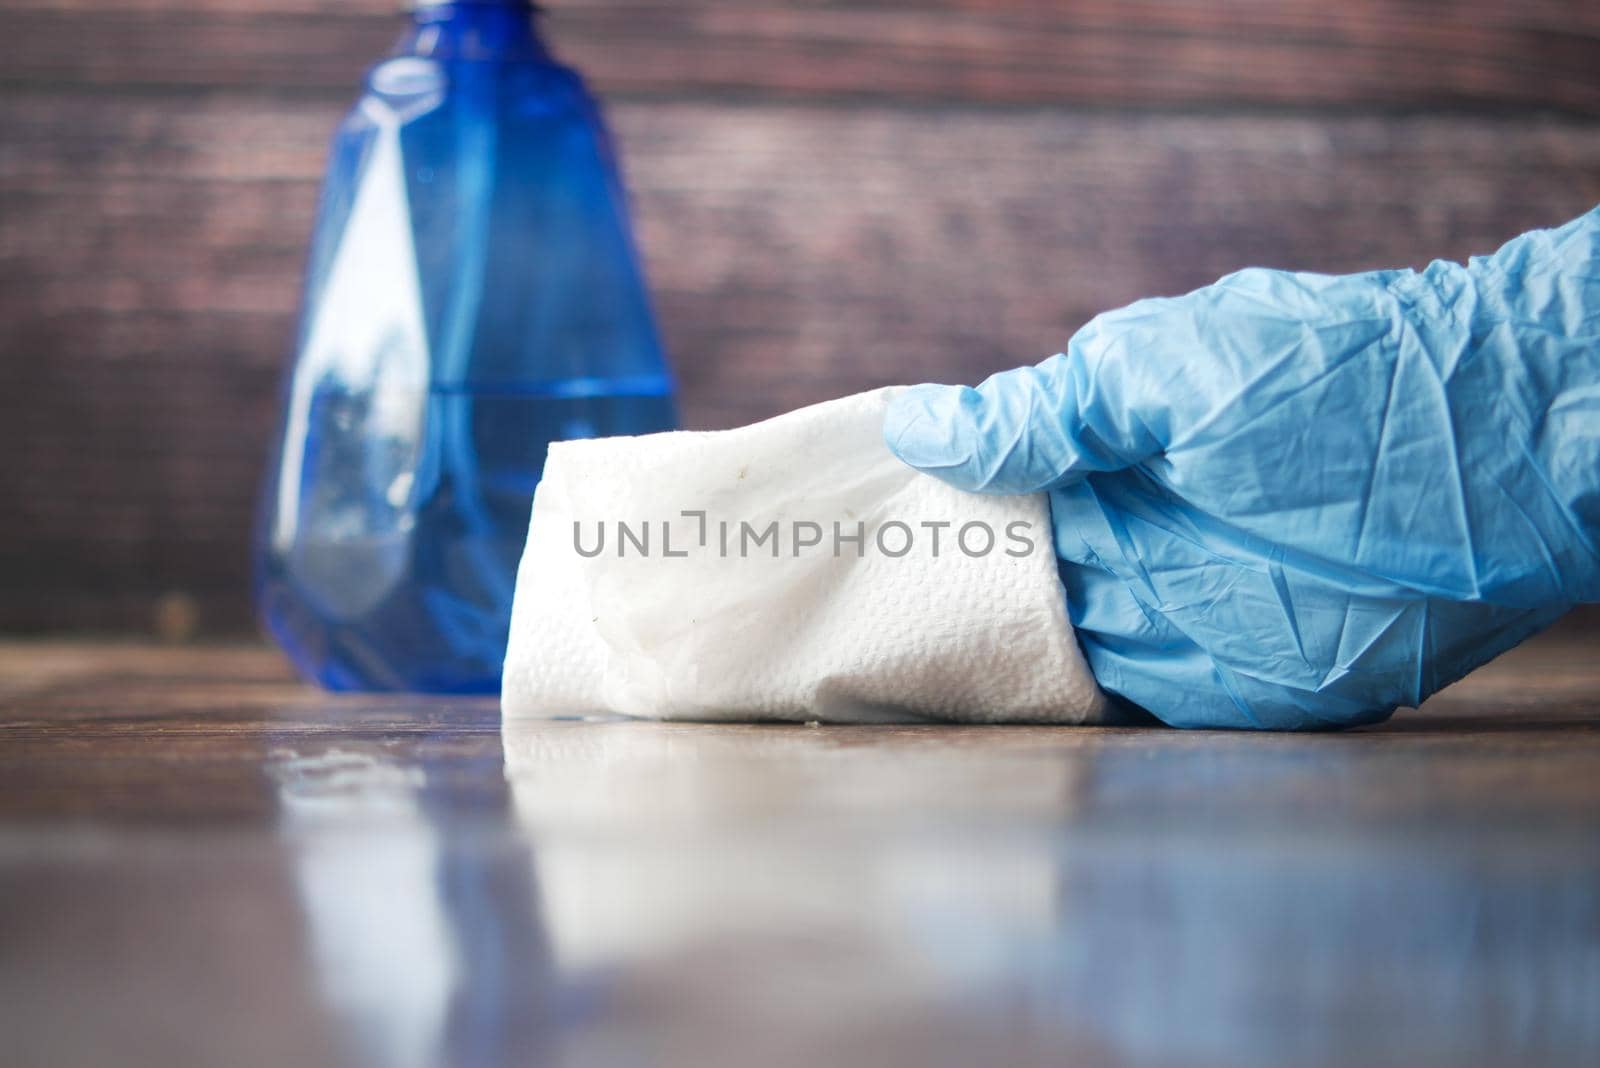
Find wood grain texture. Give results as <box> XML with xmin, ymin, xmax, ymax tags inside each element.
<box><xmin>3</xmin><ymin>0</ymin><xmax>1600</xmax><ymax>634</ymax></box>
<box><xmin>5</xmin><ymin>86</ymin><xmax>1600</xmax><ymax>632</ymax></box>
<box><xmin>4</xmin><ymin>0</ymin><xmax>1600</xmax><ymax>112</ymax></box>
<box><xmin>0</xmin><ymin>637</ymin><xmax>1597</xmax><ymax>1066</ymax></box>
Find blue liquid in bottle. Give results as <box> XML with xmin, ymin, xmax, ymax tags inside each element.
<box><xmin>256</xmin><ymin>1</ymin><xmax>676</xmax><ymax>692</ymax></box>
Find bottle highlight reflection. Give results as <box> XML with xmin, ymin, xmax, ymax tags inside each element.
<box><xmin>256</xmin><ymin>0</ymin><xmax>676</xmax><ymax>692</ymax></box>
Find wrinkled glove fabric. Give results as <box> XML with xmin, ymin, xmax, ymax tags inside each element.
<box><xmin>886</xmin><ymin>206</ymin><xmax>1600</xmax><ymax>729</ymax></box>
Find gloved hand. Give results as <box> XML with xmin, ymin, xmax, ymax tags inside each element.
<box><xmin>886</xmin><ymin>206</ymin><xmax>1600</xmax><ymax>729</ymax></box>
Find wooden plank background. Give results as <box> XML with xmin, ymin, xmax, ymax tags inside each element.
<box><xmin>2</xmin><ymin>1</ymin><xmax>1599</xmax><ymax>636</ymax></box>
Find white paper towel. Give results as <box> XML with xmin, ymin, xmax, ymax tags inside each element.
<box><xmin>501</xmin><ymin>387</ymin><xmax>1108</xmax><ymax>723</ymax></box>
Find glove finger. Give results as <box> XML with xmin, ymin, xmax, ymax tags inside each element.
<box><xmin>884</xmin><ymin>344</ymin><xmax>1161</xmax><ymax>495</ymax></box>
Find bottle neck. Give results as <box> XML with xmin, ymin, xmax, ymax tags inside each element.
<box><xmin>396</xmin><ymin>2</ymin><xmax>549</xmax><ymax>62</ymax></box>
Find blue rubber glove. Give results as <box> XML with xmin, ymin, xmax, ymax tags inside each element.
<box><xmin>886</xmin><ymin>206</ymin><xmax>1600</xmax><ymax>729</ymax></box>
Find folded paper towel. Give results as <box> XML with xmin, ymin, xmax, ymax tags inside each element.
<box><xmin>502</xmin><ymin>387</ymin><xmax>1108</xmax><ymax>723</ymax></box>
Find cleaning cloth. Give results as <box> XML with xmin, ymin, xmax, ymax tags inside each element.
<box><xmin>501</xmin><ymin>387</ymin><xmax>1108</xmax><ymax>723</ymax></box>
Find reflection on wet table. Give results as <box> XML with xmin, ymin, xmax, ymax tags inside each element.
<box><xmin>0</xmin><ymin>637</ymin><xmax>1597</xmax><ymax>1067</ymax></box>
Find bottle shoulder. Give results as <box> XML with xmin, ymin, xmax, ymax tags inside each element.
<box><xmin>361</xmin><ymin>54</ymin><xmax>588</xmax><ymax>108</ymax></box>
<box><xmin>326</xmin><ymin>57</ymin><xmax>599</xmax><ymax>148</ymax></box>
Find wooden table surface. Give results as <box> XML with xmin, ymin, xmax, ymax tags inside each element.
<box><xmin>2</xmin><ymin>633</ymin><xmax>1598</xmax><ymax>1067</ymax></box>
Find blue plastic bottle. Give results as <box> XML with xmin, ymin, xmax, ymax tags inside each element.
<box><xmin>256</xmin><ymin>0</ymin><xmax>677</xmax><ymax>692</ymax></box>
